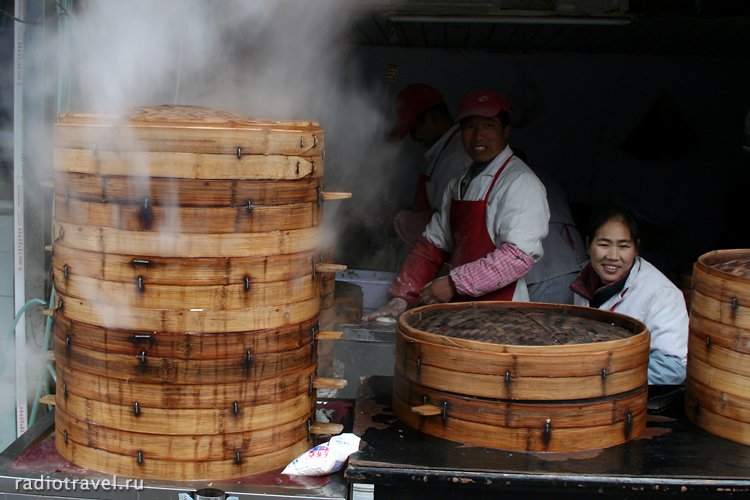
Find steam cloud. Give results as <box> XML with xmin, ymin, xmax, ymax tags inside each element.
<box><xmin>1</xmin><ymin>0</ymin><xmax>407</xmax><ymax>445</ymax></box>
<box><xmin>65</xmin><ymin>0</ymin><xmax>405</xmax><ymax>261</ymax></box>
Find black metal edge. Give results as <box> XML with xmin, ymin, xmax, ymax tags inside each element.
<box><xmin>345</xmin><ymin>465</ymin><xmax>750</xmax><ymax>496</ymax></box>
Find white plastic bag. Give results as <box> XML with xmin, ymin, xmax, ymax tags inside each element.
<box><xmin>282</xmin><ymin>433</ymin><xmax>361</xmax><ymax>476</ymax></box>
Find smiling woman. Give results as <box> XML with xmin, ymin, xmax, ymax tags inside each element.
<box><xmin>586</xmin><ymin>209</ymin><xmax>639</xmax><ymax>285</ymax></box>
<box><xmin>570</xmin><ymin>205</ymin><xmax>689</xmax><ymax>385</ymax></box>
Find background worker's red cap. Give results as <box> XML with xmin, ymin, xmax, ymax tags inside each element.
<box><xmin>387</xmin><ymin>84</ymin><xmax>445</xmax><ymax>143</ymax></box>
<box><xmin>456</xmin><ymin>89</ymin><xmax>511</xmax><ymax>122</ymax></box>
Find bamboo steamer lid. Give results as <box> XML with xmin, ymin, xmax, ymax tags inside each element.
<box><xmin>394</xmin><ymin>302</ymin><xmax>649</xmax><ymax>452</ymax></box>
<box><xmin>686</xmin><ymin>249</ymin><xmax>750</xmax><ymax>446</ymax></box>
<box><xmin>55</xmin><ymin>105</ymin><xmax>325</xmax><ymax>179</ymax></box>
<box><xmin>55</xmin><ymin>105</ymin><xmax>323</xmax><ymax>165</ymax></box>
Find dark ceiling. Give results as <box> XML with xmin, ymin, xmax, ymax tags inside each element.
<box><xmin>343</xmin><ymin>1</ymin><xmax>750</xmax><ymax>57</ymax></box>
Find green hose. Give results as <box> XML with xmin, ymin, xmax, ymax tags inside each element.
<box><xmin>2</xmin><ymin>297</ymin><xmax>47</xmax><ymax>385</ymax></box>
<box><xmin>29</xmin><ymin>286</ymin><xmax>56</xmax><ymax>427</ymax></box>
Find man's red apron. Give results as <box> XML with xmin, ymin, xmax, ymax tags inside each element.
<box><xmin>447</xmin><ymin>155</ymin><xmax>515</xmax><ymax>301</ymax></box>
<box><xmin>412</xmin><ymin>128</ymin><xmax>461</xmax><ymax>213</ymax></box>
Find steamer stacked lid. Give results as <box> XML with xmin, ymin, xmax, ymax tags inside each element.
<box><xmin>395</xmin><ymin>302</ymin><xmax>650</xmax><ymax>452</ymax></box>
<box><xmin>51</xmin><ymin>105</ymin><xmax>347</xmax><ymax>480</ymax></box>
<box><xmin>686</xmin><ymin>250</ymin><xmax>750</xmax><ymax>444</ymax></box>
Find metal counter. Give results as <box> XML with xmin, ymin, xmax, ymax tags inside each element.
<box><xmin>0</xmin><ymin>411</ymin><xmax>349</xmax><ymax>500</ymax></box>
<box><xmin>331</xmin><ymin>319</ymin><xmax>396</xmax><ymax>400</ymax></box>
<box><xmin>347</xmin><ymin>376</ymin><xmax>750</xmax><ymax>500</ymax></box>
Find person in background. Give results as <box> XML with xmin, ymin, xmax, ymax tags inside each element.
<box><xmin>524</xmin><ymin>167</ymin><xmax>586</xmax><ymax>304</ymax></box>
<box><xmin>387</xmin><ymin>84</ymin><xmax>472</xmax><ymax>248</ymax></box>
<box><xmin>364</xmin><ymin>89</ymin><xmax>549</xmax><ymax>320</ymax></box>
<box><xmin>570</xmin><ymin>205</ymin><xmax>688</xmax><ymax>385</ymax></box>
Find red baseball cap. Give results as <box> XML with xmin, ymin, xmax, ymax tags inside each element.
<box><xmin>456</xmin><ymin>89</ymin><xmax>510</xmax><ymax>122</ymax></box>
<box><xmin>387</xmin><ymin>84</ymin><xmax>445</xmax><ymax>143</ymax></box>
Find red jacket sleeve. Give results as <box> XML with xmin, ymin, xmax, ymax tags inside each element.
<box><xmin>388</xmin><ymin>236</ymin><xmax>448</xmax><ymax>308</ymax></box>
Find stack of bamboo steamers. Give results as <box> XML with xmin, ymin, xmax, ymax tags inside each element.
<box><xmin>51</xmin><ymin>105</ymin><xmax>349</xmax><ymax>480</ymax></box>
<box><xmin>394</xmin><ymin>302</ymin><xmax>650</xmax><ymax>452</ymax></box>
<box><xmin>686</xmin><ymin>250</ymin><xmax>750</xmax><ymax>445</ymax></box>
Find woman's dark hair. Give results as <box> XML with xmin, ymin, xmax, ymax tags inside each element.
<box><xmin>585</xmin><ymin>205</ymin><xmax>641</xmax><ymax>252</ymax></box>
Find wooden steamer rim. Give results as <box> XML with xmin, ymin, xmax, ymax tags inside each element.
<box><xmin>56</xmin><ymin>406</ymin><xmax>311</xmax><ymax>462</ymax></box>
<box><xmin>392</xmin><ymin>389</ymin><xmax>646</xmax><ymax>453</ymax></box>
<box><xmin>692</xmin><ymin>250</ymin><xmax>750</xmax><ymax>330</ymax></box>
<box><xmin>398</xmin><ymin>302</ymin><xmax>649</xmax><ymax>354</ymax></box>
<box><xmin>56</xmin><ymin>390</ymin><xmax>315</xmax><ymax>436</ymax></box>
<box><xmin>54</xmin><ymin>273</ymin><xmax>318</xmax><ymax>310</ymax></box>
<box><xmin>53</xmin><ymin>221</ymin><xmax>321</xmax><ymax>258</ymax></box>
<box><xmin>54</xmin><ymin>314</ymin><xmax>316</xmax><ymax>358</ymax></box>
<box><xmin>56</xmin><ymin>363</ymin><xmax>317</xmax><ymax>408</ymax></box>
<box><xmin>55</xmin><ymin>336</ymin><xmax>315</xmax><ymax>385</ymax></box>
<box><xmin>694</xmin><ymin>249</ymin><xmax>750</xmax><ymax>283</ymax></box>
<box><xmin>55</xmin><ymin>293</ymin><xmax>319</xmax><ymax>333</ymax></box>
<box><xmin>395</xmin><ymin>330</ymin><xmax>649</xmax><ymax>401</ymax></box>
<box><xmin>55</xmin><ymin>426</ymin><xmax>310</xmax><ymax>481</ymax></box>
<box><xmin>394</xmin><ymin>373</ymin><xmax>647</xmax><ymax>453</ymax></box>
<box><xmin>54</xmin><ymin>149</ymin><xmax>323</xmax><ymax>180</ymax></box>
<box><xmin>54</xmin><ymin>194</ymin><xmax>322</xmax><ymax>233</ymax></box>
<box><xmin>52</xmin><ymin>244</ymin><xmax>319</xmax><ymax>285</ymax></box>
<box><xmin>54</xmin><ymin>172</ymin><xmax>324</xmax><ymax>206</ymax></box>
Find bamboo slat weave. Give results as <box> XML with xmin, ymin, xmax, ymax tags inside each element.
<box><xmin>713</xmin><ymin>258</ymin><xmax>750</xmax><ymax>279</ymax></box>
<box><xmin>404</xmin><ymin>305</ymin><xmax>633</xmax><ymax>346</ymax></box>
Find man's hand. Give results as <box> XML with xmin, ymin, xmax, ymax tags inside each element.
<box><xmin>362</xmin><ymin>297</ymin><xmax>408</xmax><ymax>321</ymax></box>
<box><xmin>418</xmin><ymin>276</ymin><xmax>456</xmax><ymax>305</ymax></box>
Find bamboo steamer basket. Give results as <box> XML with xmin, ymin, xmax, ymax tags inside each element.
<box><xmin>394</xmin><ymin>302</ymin><xmax>649</xmax><ymax>452</ymax></box>
<box><xmin>685</xmin><ymin>249</ymin><xmax>750</xmax><ymax>445</ymax></box>
<box><xmin>52</xmin><ymin>105</ymin><xmax>348</xmax><ymax>480</ymax></box>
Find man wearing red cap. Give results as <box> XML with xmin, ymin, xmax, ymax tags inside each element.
<box><xmin>365</xmin><ymin>89</ymin><xmax>550</xmax><ymax>319</ymax></box>
<box><xmin>387</xmin><ymin>84</ymin><xmax>472</xmax><ymax>247</ymax></box>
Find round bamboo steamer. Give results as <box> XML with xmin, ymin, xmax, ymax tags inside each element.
<box><xmin>55</xmin><ymin>336</ymin><xmax>315</xmax><ymax>385</ymax></box>
<box><xmin>394</xmin><ymin>374</ymin><xmax>647</xmax><ymax>453</ymax></box>
<box><xmin>54</xmin><ymin>314</ymin><xmax>316</xmax><ymax>358</ymax></box>
<box><xmin>394</xmin><ymin>302</ymin><xmax>649</xmax><ymax>452</ymax></box>
<box><xmin>55</xmin><ymin>429</ymin><xmax>311</xmax><ymax>481</ymax></box>
<box><xmin>56</xmin><ymin>363</ymin><xmax>317</xmax><ymax>409</ymax></box>
<box><xmin>53</xmin><ymin>105</ymin><xmax>331</xmax><ymax>480</ymax></box>
<box><xmin>56</xmin><ymin>293</ymin><xmax>319</xmax><ymax>333</ymax></box>
<box><xmin>54</xmin><ymin>194</ymin><xmax>322</xmax><ymax>233</ymax></box>
<box><xmin>54</xmin><ymin>273</ymin><xmax>318</xmax><ymax>310</ymax></box>
<box><xmin>52</xmin><ymin>243</ymin><xmax>317</xmax><ymax>285</ymax></box>
<box><xmin>686</xmin><ymin>249</ymin><xmax>750</xmax><ymax>445</ymax></box>
<box><xmin>54</xmin><ymin>172</ymin><xmax>324</xmax><ymax>206</ymax></box>
<box><xmin>53</xmin><ymin>220</ymin><xmax>321</xmax><ymax>258</ymax></box>
<box><xmin>56</xmin><ymin>391</ymin><xmax>316</xmax><ymax>436</ymax></box>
